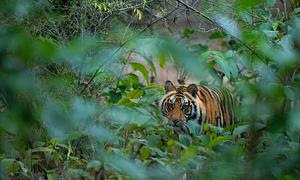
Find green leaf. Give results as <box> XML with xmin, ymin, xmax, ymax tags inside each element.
<box><xmin>106</xmin><ymin>106</ymin><xmax>152</xmax><ymax>125</ymax></box>
<box><xmin>87</xmin><ymin>160</ymin><xmax>102</xmax><ymax>171</ymax></box>
<box><xmin>134</xmin><ymin>8</ymin><xmax>142</xmax><ymax>20</ymax></box>
<box><xmin>143</xmin><ymin>85</ymin><xmax>164</xmax><ymax>91</ymax></box>
<box><xmin>104</xmin><ymin>154</ymin><xmax>147</xmax><ymax>179</ymax></box>
<box><xmin>284</xmin><ymin>86</ymin><xmax>295</xmax><ymax>100</ymax></box>
<box><xmin>127</xmin><ymin>73</ymin><xmax>141</xmax><ymax>88</ymax></box>
<box><xmin>179</xmin><ymin>134</ymin><xmax>192</xmax><ymax>146</ymax></box>
<box><xmin>67</xmin><ymin>168</ymin><xmax>92</xmax><ymax>179</ymax></box>
<box><xmin>235</xmin><ymin>0</ymin><xmax>263</xmax><ymax>11</ymax></box>
<box><xmin>31</xmin><ymin>147</ymin><xmax>53</xmax><ymax>153</ymax></box>
<box><xmin>117</xmin><ymin>98</ymin><xmax>136</xmax><ymax>107</ymax></box>
<box><xmin>233</xmin><ymin>124</ymin><xmax>250</xmax><ymax>136</ymax></box>
<box><xmin>47</xmin><ymin>171</ymin><xmax>59</xmax><ymax>180</ymax></box>
<box><xmin>200</xmin><ymin>135</ymin><xmax>210</xmax><ymax>145</ymax></box>
<box><xmin>214</xmin><ymin>51</ymin><xmax>238</xmax><ymax>78</ymax></box>
<box><xmin>262</xmin><ymin>30</ymin><xmax>278</xmax><ymax>38</ymax></box>
<box><xmin>208</xmin><ymin>136</ymin><xmax>231</xmax><ymax>149</ymax></box>
<box><xmin>128</xmin><ymin>124</ymin><xmax>145</xmax><ymax>131</ymax></box>
<box><xmin>187</xmin><ymin>121</ymin><xmax>202</xmax><ymax>136</ymax></box>
<box><xmin>17</xmin><ymin>161</ymin><xmax>29</xmax><ymax>175</ymax></box>
<box><xmin>140</xmin><ymin>146</ymin><xmax>151</xmax><ymax>160</ymax></box>
<box><xmin>156</xmin><ymin>54</ymin><xmax>166</xmax><ymax>68</ymax></box>
<box><xmin>146</xmin><ymin>135</ymin><xmax>161</xmax><ymax>147</ymax></box>
<box><xmin>294</xmin><ymin>7</ymin><xmax>300</xmax><ymax>14</ymax></box>
<box><xmin>209</xmin><ymin>31</ymin><xmax>226</xmax><ymax>39</ymax></box>
<box><xmin>130</xmin><ymin>62</ymin><xmax>150</xmax><ymax>84</ymax></box>
<box><xmin>150</xmin><ymin>147</ymin><xmax>167</xmax><ymax>157</ymax></box>
<box><xmin>126</xmin><ymin>89</ymin><xmax>144</xmax><ymax>99</ymax></box>
<box><xmin>180</xmin><ymin>147</ymin><xmax>197</xmax><ymax>166</ymax></box>
<box><xmin>215</xmin><ymin>15</ymin><xmax>241</xmax><ymax>38</ymax></box>
<box><xmin>143</xmin><ymin>56</ymin><xmax>157</xmax><ymax>77</ymax></box>
<box><xmin>266</xmin><ymin>0</ymin><xmax>276</xmax><ymax>7</ymax></box>
<box><xmin>108</xmin><ymin>91</ymin><xmax>122</xmax><ymax>104</ymax></box>
<box><xmin>240</xmin><ymin>12</ymin><xmax>253</xmax><ymax>24</ymax></box>
<box><xmin>118</xmin><ymin>79</ymin><xmax>131</xmax><ymax>90</ymax></box>
<box><xmin>189</xmin><ymin>44</ymin><xmax>208</xmax><ymax>54</ymax></box>
<box><xmin>183</xmin><ymin>27</ymin><xmax>194</xmax><ymax>38</ymax></box>
<box><xmin>1</xmin><ymin>159</ymin><xmax>20</xmax><ymax>174</ymax></box>
<box><xmin>50</xmin><ymin>138</ymin><xmax>58</xmax><ymax>146</ymax></box>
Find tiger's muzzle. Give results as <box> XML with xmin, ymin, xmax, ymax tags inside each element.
<box><xmin>167</xmin><ymin>101</ymin><xmax>186</xmax><ymax>126</ymax></box>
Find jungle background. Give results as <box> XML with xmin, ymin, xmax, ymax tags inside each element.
<box><xmin>0</xmin><ymin>0</ymin><xmax>300</xmax><ymax>179</ymax></box>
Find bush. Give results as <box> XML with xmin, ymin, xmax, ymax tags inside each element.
<box><xmin>0</xmin><ymin>0</ymin><xmax>299</xmax><ymax>179</ymax></box>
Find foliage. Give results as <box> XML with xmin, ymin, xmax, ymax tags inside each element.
<box><xmin>0</xmin><ymin>0</ymin><xmax>300</xmax><ymax>179</ymax></box>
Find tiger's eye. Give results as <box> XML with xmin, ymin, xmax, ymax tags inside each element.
<box><xmin>182</xmin><ymin>104</ymin><xmax>189</xmax><ymax>111</ymax></box>
<box><xmin>167</xmin><ymin>102</ymin><xmax>173</xmax><ymax>110</ymax></box>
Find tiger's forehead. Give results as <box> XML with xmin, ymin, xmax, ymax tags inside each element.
<box><xmin>175</xmin><ymin>86</ymin><xmax>187</xmax><ymax>93</ymax></box>
<box><xmin>162</xmin><ymin>84</ymin><xmax>196</xmax><ymax>104</ymax></box>
<box><xmin>168</xmin><ymin>94</ymin><xmax>190</xmax><ymax>104</ymax></box>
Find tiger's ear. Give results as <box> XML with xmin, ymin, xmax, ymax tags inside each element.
<box><xmin>164</xmin><ymin>80</ymin><xmax>176</xmax><ymax>93</ymax></box>
<box><xmin>187</xmin><ymin>84</ymin><xmax>198</xmax><ymax>97</ymax></box>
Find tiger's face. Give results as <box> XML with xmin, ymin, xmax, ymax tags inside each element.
<box><xmin>160</xmin><ymin>81</ymin><xmax>200</xmax><ymax>127</ymax></box>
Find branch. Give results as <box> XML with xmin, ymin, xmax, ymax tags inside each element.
<box><xmin>79</xmin><ymin>7</ymin><xmax>179</xmax><ymax>95</ymax></box>
<box><xmin>176</xmin><ymin>0</ymin><xmax>265</xmax><ymax>61</ymax></box>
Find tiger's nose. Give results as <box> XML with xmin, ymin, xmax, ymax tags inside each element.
<box><xmin>172</xmin><ymin>119</ymin><xmax>181</xmax><ymax>125</ymax></box>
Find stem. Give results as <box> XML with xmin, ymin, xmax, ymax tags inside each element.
<box><xmin>79</xmin><ymin>7</ymin><xmax>179</xmax><ymax>95</ymax></box>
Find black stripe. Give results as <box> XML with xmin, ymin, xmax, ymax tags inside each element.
<box><xmin>160</xmin><ymin>98</ymin><xmax>169</xmax><ymax>116</ymax></box>
<box><xmin>189</xmin><ymin>102</ymin><xmax>198</xmax><ymax>120</ymax></box>
<box><xmin>210</xmin><ymin>89</ymin><xmax>222</xmax><ymax>127</ymax></box>
<box><xmin>198</xmin><ymin>108</ymin><xmax>203</xmax><ymax>125</ymax></box>
<box><xmin>214</xmin><ymin>88</ymin><xmax>225</xmax><ymax>127</ymax></box>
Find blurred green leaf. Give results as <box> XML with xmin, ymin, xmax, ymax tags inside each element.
<box><xmin>117</xmin><ymin>98</ymin><xmax>136</xmax><ymax>107</ymax></box>
<box><xmin>209</xmin><ymin>32</ymin><xmax>226</xmax><ymax>39</ymax></box>
<box><xmin>180</xmin><ymin>147</ymin><xmax>197</xmax><ymax>166</ymax></box>
<box><xmin>266</xmin><ymin>0</ymin><xmax>276</xmax><ymax>7</ymax></box>
<box><xmin>105</xmin><ymin>106</ymin><xmax>153</xmax><ymax>126</ymax></box>
<box><xmin>66</xmin><ymin>168</ymin><xmax>91</xmax><ymax>179</ymax></box>
<box><xmin>156</xmin><ymin>54</ymin><xmax>167</xmax><ymax>68</ymax></box>
<box><xmin>143</xmin><ymin>85</ymin><xmax>164</xmax><ymax>91</ymax></box>
<box><xmin>126</xmin><ymin>89</ymin><xmax>144</xmax><ymax>99</ymax></box>
<box><xmin>143</xmin><ymin>55</ymin><xmax>157</xmax><ymax>77</ymax></box>
<box><xmin>140</xmin><ymin>146</ymin><xmax>151</xmax><ymax>160</ymax></box>
<box><xmin>294</xmin><ymin>8</ymin><xmax>300</xmax><ymax>14</ymax></box>
<box><xmin>189</xmin><ymin>44</ymin><xmax>209</xmax><ymax>55</ymax></box>
<box><xmin>47</xmin><ymin>172</ymin><xmax>59</xmax><ymax>180</ymax></box>
<box><xmin>179</xmin><ymin>134</ymin><xmax>192</xmax><ymax>147</ymax></box>
<box><xmin>31</xmin><ymin>147</ymin><xmax>53</xmax><ymax>153</ymax></box>
<box><xmin>130</xmin><ymin>62</ymin><xmax>150</xmax><ymax>84</ymax></box>
<box><xmin>215</xmin><ymin>16</ymin><xmax>241</xmax><ymax>39</ymax></box>
<box><xmin>235</xmin><ymin>0</ymin><xmax>263</xmax><ymax>11</ymax></box>
<box><xmin>87</xmin><ymin>160</ymin><xmax>102</xmax><ymax>171</ymax></box>
<box><xmin>105</xmin><ymin>154</ymin><xmax>147</xmax><ymax>179</ymax></box>
<box><xmin>85</xmin><ymin>125</ymin><xmax>119</xmax><ymax>144</ymax></box>
<box><xmin>233</xmin><ymin>124</ymin><xmax>250</xmax><ymax>136</ymax></box>
<box><xmin>187</xmin><ymin>121</ymin><xmax>202</xmax><ymax>136</ymax></box>
<box><xmin>127</xmin><ymin>73</ymin><xmax>140</xmax><ymax>87</ymax></box>
<box><xmin>1</xmin><ymin>159</ymin><xmax>20</xmax><ymax>174</ymax></box>
<box><xmin>208</xmin><ymin>136</ymin><xmax>231</xmax><ymax>149</ymax></box>
<box><xmin>284</xmin><ymin>86</ymin><xmax>295</xmax><ymax>101</ymax></box>
<box><xmin>183</xmin><ymin>27</ymin><xmax>194</xmax><ymax>38</ymax></box>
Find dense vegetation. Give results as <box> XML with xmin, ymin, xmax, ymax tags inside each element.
<box><xmin>0</xmin><ymin>0</ymin><xmax>300</xmax><ymax>179</ymax></box>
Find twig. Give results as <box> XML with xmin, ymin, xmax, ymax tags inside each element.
<box><xmin>0</xmin><ymin>90</ymin><xmax>8</xmax><ymax>108</ymax></box>
<box><xmin>114</xmin><ymin>51</ymin><xmax>133</xmax><ymax>91</ymax></box>
<box><xmin>176</xmin><ymin>0</ymin><xmax>265</xmax><ymax>61</ymax></box>
<box><xmin>79</xmin><ymin>7</ymin><xmax>179</xmax><ymax>95</ymax></box>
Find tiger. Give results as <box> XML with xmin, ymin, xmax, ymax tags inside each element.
<box><xmin>160</xmin><ymin>80</ymin><xmax>236</xmax><ymax>133</ymax></box>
